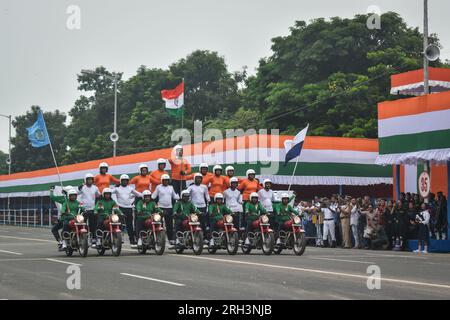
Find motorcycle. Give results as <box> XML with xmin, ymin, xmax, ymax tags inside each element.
<box><xmin>95</xmin><ymin>213</ymin><xmax>122</xmax><ymax>256</ymax></box>
<box><xmin>136</xmin><ymin>212</ymin><xmax>166</xmax><ymax>255</ymax></box>
<box><xmin>208</xmin><ymin>214</ymin><xmax>239</xmax><ymax>255</ymax></box>
<box><xmin>241</xmin><ymin>214</ymin><xmax>274</xmax><ymax>255</ymax></box>
<box><xmin>61</xmin><ymin>211</ymin><xmax>89</xmax><ymax>257</ymax></box>
<box><xmin>175</xmin><ymin>214</ymin><xmax>204</xmax><ymax>255</ymax></box>
<box><xmin>273</xmin><ymin>215</ymin><xmax>306</xmax><ymax>256</ymax></box>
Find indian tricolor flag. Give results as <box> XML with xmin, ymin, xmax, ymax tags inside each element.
<box><xmin>376</xmin><ymin>90</ymin><xmax>450</xmax><ymax>165</ymax></box>
<box><xmin>161</xmin><ymin>81</ymin><xmax>184</xmax><ymax>117</ymax></box>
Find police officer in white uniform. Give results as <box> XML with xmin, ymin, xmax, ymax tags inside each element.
<box><xmin>321</xmin><ymin>198</ymin><xmax>337</xmax><ymax>248</ymax></box>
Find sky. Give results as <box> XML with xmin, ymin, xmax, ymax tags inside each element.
<box><xmin>1</xmin><ymin>0</ymin><xmax>449</xmax><ymax>153</ymax></box>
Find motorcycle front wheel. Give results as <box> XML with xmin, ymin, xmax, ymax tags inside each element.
<box><xmin>226</xmin><ymin>232</ymin><xmax>239</xmax><ymax>255</ymax></box>
<box><xmin>293</xmin><ymin>232</ymin><xmax>306</xmax><ymax>256</ymax></box>
<box><xmin>65</xmin><ymin>247</ymin><xmax>74</xmax><ymax>257</ymax></box>
<box><xmin>111</xmin><ymin>233</ymin><xmax>122</xmax><ymax>257</ymax></box>
<box><xmin>154</xmin><ymin>230</ymin><xmax>166</xmax><ymax>255</ymax></box>
<box><xmin>78</xmin><ymin>233</ymin><xmax>89</xmax><ymax>257</ymax></box>
<box><xmin>261</xmin><ymin>232</ymin><xmax>274</xmax><ymax>256</ymax></box>
<box><xmin>192</xmin><ymin>231</ymin><xmax>204</xmax><ymax>255</ymax></box>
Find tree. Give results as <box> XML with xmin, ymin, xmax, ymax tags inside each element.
<box><xmin>11</xmin><ymin>106</ymin><xmax>67</xmax><ymax>173</ymax></box>
<box><xmin>243</xmin><ymin>12</ymin><xmax>447</xmax><ymax>137</ymax></box>
<box><xmin>0</xmin><ymin>151</ymin><xmax>8</xmax><ymax>175</ymax></box>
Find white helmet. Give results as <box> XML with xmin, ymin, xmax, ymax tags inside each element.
<box><xmin>174</xmin><ymin>145</ymin><xmax>183</xmax><ymax>151</ymax></box>
<box><xmin>229</xmin><ymin>177</ymin><xmax>239</xmax><ymax>185</ymax></box>
<box><xmin>139</xmin><ymin>163</ymin><xmax>148</xmax><ymax>171</ymax></box>
<box><xmin>250</xmin><ymin>192</ymin><xmax>259</xmax><ymax>199</ymax></box>
<box><xmin>157</xmin><ymin>158</ymin><xmax>166</xmax><ymax>165</ymax></box>
<box><xmin>263</xmin><ymin>179</ymin><xmax>272</xmax><ymax>185</ymax></box>
<box><xmin>225</xmin><ymin>165</ymin><xmax>234</xmax><ymax>173</ymax></box>
<box><xmin>214</xmin><ymin>193</ymin><xmax>224</xmax><ymax>201</ymax></box>
<box><xmin>67</xmin><ymin>189</ymin><xmax>78</xmax><ymax>196</ymax></box>
<box><xmin>213</xmin><ymin>165</ymin><xmax>223</xmax><ymax>172</ymax></box>
<box><xmin>102</xmin><ymin>188</ymin><xmax>113</xmax><ymax>196</ymax></box>
<box><xmin>161</xmin><ymin>174</ymin><xmax>170</xmax><ymax>182</ymax></box>
<box><xmin>181</xmin><ymin>190</ymin><xmax>190</xmax><ymax>198</ymax></box>
<box><xmin>194</xmin><ymin>173</ymin><xmax>203</xmax><ymax>179</ymax></box>
<box><xmin>281</xmin><ymin>193</ymin><xmax>290</xmax><ymax>199</ymax></box>
<box><xmin>142</xmin><ymin>190</ymin><xmax>152</xmax><ymax>197</ymax></box>
<box><xmin>246</xmin><ymin>169</ymin><xmax>256</xmax><ymax>176</ymax></box>
<box><xmin>84</xmin><ymin>173</ymin><xmax>94</xmax><ymax>181</ymax></box>
<box><xmin>99</xmin><ymin>162</ymin><xmax>109</xmax><ymax>169</ymax></box>
<box><xmin>199</xmin><ymin>163</ymin><xmax>208</xmax><ymax>170</ymax></box>
<box><xmin>63</xmin><ymin>185</ymin><xmax>73</xmax><ymax>193</ymax></box>
<box><xmin>120</xmin><ymin>174</ymin><xmax>130</xmax><ymax>181</ymax></box>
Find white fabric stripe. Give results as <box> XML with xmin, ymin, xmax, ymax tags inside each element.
<box><xmin>379</xmin><ymin>108</ymin><xmax>450</xmax><ymax>138</ymax></box>
<box><xmin>0</xmin><ymin>148</ymin><xmax>380</xmax><ymax>188</ymax></box>
<box><xmin>404</xmin><ymin>165</ymin><xmax>418</xmax><ymax>194</ymax></box>
<box><xmin>375</xmin><ymin>147</ymin><xmax>450</xmax><ymax>165</ymax></box>
<box><xmin>164</xmin><ymin>93</ymin><xmax>184</xmax><ymax>109</ymax></box>
<box><xmin>390</xmin><ymin>80</ymin><xmax>450</xmax><ymax>94</ymax></box>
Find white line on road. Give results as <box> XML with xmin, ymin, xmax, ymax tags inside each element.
<box><xmin>120</xmin><ymin>272</ymin><xmax>185</xmax><ymax>287</ymax></box>
<box><xmin>308</xmin><ymin>257</ymin><xmax>374</xmax><ymax>264</ymax></box>
<box><xmin>0</xmin><ymin>249</ymin><xmax>23</xmax><ymax>255</ymax></box>
<box><xmin>171</xmin><ymin>255</ymin><xmax>450</xmax><ymax>290</ymax></box>
<box><xmin>46</xmin><ymin>258</ymin><xmax>82</xmax><ymax>266</ymax></box>
<box><xmin>0</xmin><ymin>235</ymin><xmax>54</xmax><ymax>243</ymax></box>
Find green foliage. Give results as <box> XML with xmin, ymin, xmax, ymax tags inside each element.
<box><xmin>0</xmin><ymin>151</ymin><xmax>8</xmax><ymax>175</ymax></box>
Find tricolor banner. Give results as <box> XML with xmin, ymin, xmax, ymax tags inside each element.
<box><xmin>390</xmin><ymin>67</ymin><xmax>450</xmax><ymax>96</ymax></box>
<box><xmin>161</xmin><ymin>81</ymin><xmax>184</xmax><ymax>118</ymax></box>
<box><xmin>376</xmin><ymin>91</ymin><xmax>450</xmax><ymax>165</ymax></box>
<box><xmin>0</xmin><ymin>135</ymin><xmax>392</xmax><ymax>198</ymax></box>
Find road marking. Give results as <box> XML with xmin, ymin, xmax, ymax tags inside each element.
<box><xmin>308</xmin><ymin>257</ymin><xmax>374</xmax><ymax>264</ymax></box>
<box><xmin>46</xmin><ymin>258</ymin><xmax>82</xmax><ymax>266</ymax></box>
<box><xmin>0</xmin><ymin>249</ymin><xmax>23</xmax><ymax>255</ymax></box>
<box><xmin>171</xmin><ymin>255</ymin><xmax>450</xmax><ymax>290</ymax></box>
<box><xmin>0</xmin><ymin>258</ymin><xmax>50</xmax><ymax>262</ymax></box>
<box><xmin>0</xmin><ymin>235</ymin><xmax>54</xmax><ymax>243</ymax></box>
<box><xmin>120</xmin><ymin>273</ymin><xmax>185</xmax><ymax>287</ymax></box>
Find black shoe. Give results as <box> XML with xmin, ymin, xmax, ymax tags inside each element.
<box><xmin>331</xmin><ymin>240</ymin><xmax>337</xmax><ymax>248</ymax></box>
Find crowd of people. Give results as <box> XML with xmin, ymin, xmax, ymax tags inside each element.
<box><xmin>48</xmin><ymin>144</ymin><xmax>448</xmax><ymax>254</ymax></box>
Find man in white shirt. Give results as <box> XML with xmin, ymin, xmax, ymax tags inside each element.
<box><xmin>188</xmin><ymin>173</ymin><xmax>210</xmax><ymax>235</ymax></box>
<box><xmin>349</xmin><ymin>198</ymin><xmax>360</xmax><ymax>249</ymax></box>
<box><xmin>152</xmin><ymin>174</ymin><xmax>180</xmax><ymax>246</ymax></box>
<box><xmin>414</xmin><ymin>203</ymin><xmax>430</xmax><ymax>254</ymax></box>
<box><xmin>111</xmin><ymin>174</ymin><xmax>140</xmax><ymax>245</ymax></box>
<box><xmin>258</xmin><ymin>179</ymin><xmax>276</xmax><ymax>214</ymax></box>
<box><xmin>321</xmin><ymin>199</ymin><xmax>336</xmax><ymax>248</ymax></box>
<box><xmin>78</xmin><ymin>173</ymin><xmax>100</xmax><ymax>245</ymax></box>
<box><xmin>223</xmin><ymin>177</ymin><xmax>243</xmax><ymax>232</ymax></box>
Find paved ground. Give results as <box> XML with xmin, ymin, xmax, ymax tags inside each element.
<box><xmin>1</xmin><ymin>225</ymin><xmax>450</xmax><ymax>300</ymax></box>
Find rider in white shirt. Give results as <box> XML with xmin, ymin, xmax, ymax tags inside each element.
<box><xmin>77</xmin><ymin>173</ymin><xmax>100</xmax><ymax>245</ymax></box>
<box><xmin>188</xmin><ymin>173</ymin><xmax>210</xmax><ymax>233</ymax></box>
<box><xmin>223</xmin><ymin>177</ymin><xmax>243</xmax><ymax>232</ymax></box>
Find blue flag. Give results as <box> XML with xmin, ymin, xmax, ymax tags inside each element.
<box><xmin>27</xmin><ymin>110</ymin><xmax>50</xmax><ymax>148</ymax></box>
<box><xmin>284</xmin><ymin>124</ymin><xmax>309</xmax><ymax>165</ymax></box>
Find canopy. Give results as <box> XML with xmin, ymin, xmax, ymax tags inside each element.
<box><xmin>376</xmin><ymin>91</ymin><xmax>450</xmax><ymax>165</ymax></box>
<box><xmin>0</xmin><ymin>135</ymin><xmax>392</xmax><ymax>198</ymax></box>
<box><xmin>390</xmin><ymin>67</ymin><xmax>450</xmax><ymax>96</ymax></box>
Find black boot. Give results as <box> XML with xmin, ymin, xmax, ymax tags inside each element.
<box><xmin>331</xmin><ymin>240</ymin><xmax>337</xmax><ymax>248</ymax></box>
<box><xmin>322</xmin><ymin>240</ymin><xmax>329</xmax><ymax>248</ymax></box>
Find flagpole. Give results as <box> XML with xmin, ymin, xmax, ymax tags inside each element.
<box><xmin>181</xmin><ymin>78</ymin><xmax>185</xmax><ymax>129</ymax></box>
<box><xmin>287</xmin><ymin>156</ymin><xmax>300</xmax><ymax>192</ymax></box>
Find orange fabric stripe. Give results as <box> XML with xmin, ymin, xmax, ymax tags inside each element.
<box><xmin>0</xmin><ymin>135</ymin><xmax>379</xmax><ymax>181</ymax></box>
<box><xmin>378</xmin><ymin>91</ymin><xmax>450</xmax><ymax>120</ymax></box>
<box><xmin>431</xmin><ymin>165</ymin><xmax>448</xmax><ymax>197</ymax></box>
<box><xmin>391</xmin><ymin>67</ymin><xmax>450</xmax><ymax>88</ymax></box>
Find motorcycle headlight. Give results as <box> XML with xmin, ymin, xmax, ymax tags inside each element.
<box><xmin>225</xmin><ymin>215</ymin><xmax>233</xmax><ymax>223</ymax></box>
<box><xmin>111</xmin><ymin>214</ymin><xmax>119</xmax><ymax>223</ymax></box>
<box><xmin>293</xmin><ymin>216</ymin><xmax>301</xmax><ymax>224</ymax></box>
<box><xmin>190</xmin><ymin>214</ymin><xmax>199</xmax><ymax>223</ymax></box>
<box><xmin>76</xmin><ymin>214</ymin><xmax>84</xmax><ymax>223</ymax></box>
<box><xmin>261</xmin><ymin>215</ymin><xmax>269</xmax><ymax>224</ymax></box>
<box><xmin>153</xmin><ymin>213</ymin><xmax>161</xmax><ymax>222</ymax></box>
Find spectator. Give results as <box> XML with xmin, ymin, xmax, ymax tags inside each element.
<box><xmin>349</xmin><ymin>198</ymin><xmax>360</xmax><ymax>249</ymax></box>
<box><xmin>414</xmin><ymin>203</ymin><xmax>430</xmax><ymax>254</ymax></box>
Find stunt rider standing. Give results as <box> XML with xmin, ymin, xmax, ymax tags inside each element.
<box><xmin>94</xmin><ymin>162</ymin><xmax>120</xmax><ymax>193</ymax></box>
<box><xmin>77</xmin><ymin>173</ymin><xmax>100</xmax><ymax>246</ymax></box>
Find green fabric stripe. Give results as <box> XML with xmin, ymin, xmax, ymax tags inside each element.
<box><xmin>166</xmin><ymin>107</ymin><xmax>183</xmax><ymax>118</ymax></box>
<box><xmin>379</xmin><ymin>128</ymin><xmax>450</xmax><ymax>154</ymax></box>
<box><xmin>0</xmin><ymin>162</ymin><xmax>391</xmax><ymax>193</ymax></box>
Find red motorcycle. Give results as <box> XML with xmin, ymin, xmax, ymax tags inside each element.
<box><xmin>96</xmin><ymin>213</ymin><xmax>122</xmax><ymax>256</ymax></box>
<box><xmin>61</xmin><ymin>212</ymin><xmax>89</xmax><ymax>257</ymax></box>
<box><xmin>208</xmin><ymin>214</ymin><xmax>239</xmax><ymax>255</ymax></box>
<box><xmin>175</xmin><ymin>214</ymin><xmax>204</xmax><ymax>255</ymax></box>
<box><xmin>274</xmin><ymin>215</ymin><xmax>307</xmax><ymax>256</ymax></box>
<box><xmin>242</xmin><ymin>214</ymin><xmax>274</xmax><ymax>255</ymax></box>
<box><xmin>137</xmin><ymin>212</ymin><xmax>166</xmax><ymax>255</ymax></box>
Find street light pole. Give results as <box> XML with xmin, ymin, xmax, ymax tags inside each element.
<box><xmin>0</xmin><ymin>113</ymin><xmax>12</xmax><ymax>225</ymax></box>
<box><xmin>424</xmin><ymin>0</ymin><xmax>429</xmax><ymax>94</ymax></box>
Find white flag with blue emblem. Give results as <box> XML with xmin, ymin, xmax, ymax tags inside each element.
<box><xmin>26</xmin><ymin>110</ymin><xmax>50</xmax><ymax>148</ymax></box>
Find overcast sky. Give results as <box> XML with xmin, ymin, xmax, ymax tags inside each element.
<box><xmin>1</xmin><ymin>0</ymin><xmax>449</xmax><ymax>153</ymax></box>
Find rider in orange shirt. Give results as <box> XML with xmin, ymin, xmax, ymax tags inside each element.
<box><xmin>223</xmin><ymin>165</ymin><xmax>243</xmax><ymax>186</ymax></box>
<box><xmin>94</xmin><ymin>162</ymin><xmax>120</xmax><ymax>193</ymax></box>
<box><xmin>204</xmin><ymin>165</ymin><xmax>228</xmax><ymax>198</ymax></box>
<box><xmin>149</xmin><ymin>158</ymin><xmax>169</xmax><ymax>192</ymax></box>
<box><xmin>238</xmin><ymin>169</ymin><xmax>262</xmax><ymax>202</ymax></box>
<box><xmin>130</xmin><ymin>164</ymin><xmax>151</xmax><ymax>193</ymax></box>
<box><xmin>168</xmin><ymin>145</ymin><xmax>192</xmax><ymax>195</ymax></box>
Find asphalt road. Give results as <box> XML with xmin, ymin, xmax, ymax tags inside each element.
<box><xmin>1</xmin><ymin>225</ymin><xmax>450</xmax><ymax>300</ymax></box>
